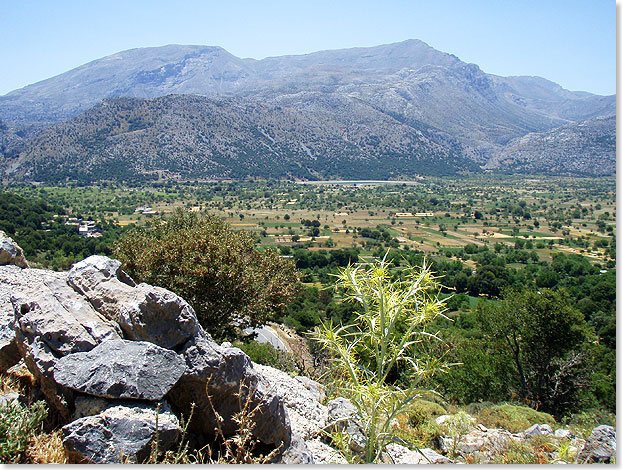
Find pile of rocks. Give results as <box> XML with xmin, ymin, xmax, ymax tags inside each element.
<box><xmin>0</xmin><ymin>233</ymin><xmax>289</xmax><ymax>463</ymax></box>
<box><xmin>429</xmin><ymin>414</ymin><xmax>616</xmax><ymax>464</ymax></box>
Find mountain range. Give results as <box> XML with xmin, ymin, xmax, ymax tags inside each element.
<box><xmin>0</xmin><ymin>40</ymin><xmax>615</xmax><ymax>181</ymax></box>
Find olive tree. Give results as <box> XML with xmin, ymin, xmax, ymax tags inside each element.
<box><xmin>114</xmin><ymin>210</ymin><xmax>300</xmax><ymax>340</ymax></box>
<box><xmin>476</xmin><ymin>288</ymin><xmax>593</xmax><ymax>417</ymax></box>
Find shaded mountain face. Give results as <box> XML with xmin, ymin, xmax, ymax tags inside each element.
<box><xmin>0</xmin><ymin>40</ymin><xmax>615</xmax><ymax>179</ymax></box>
<box><xmin>5</xmin><ymin>95</ymin><xmax>477</xmax><ymax>182</ymax></box>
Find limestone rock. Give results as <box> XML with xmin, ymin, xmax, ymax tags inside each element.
<box><xmin>386</xmin><ymin>443</ymin><xmax>452</xmax><ymax>464</ymax></box>
<box><xmin>72</xmin><ymin>396</ymin><xmax>113</xmax><ymax>419</ymax></box>
<box><xmin>0</xmin><ymin>231</ymin><xmax>28</xmax><ymax>268</ymax></box>
<box><xmin>524</xmin><ymin>423</ymin><xmax>553</xmax><ymax>438</ymax></box>
<box><xmin>577</xmin><ymin>425</ymin><xmax>616</xmax><ymax>464</ymax></box>
<box><xmin>253</xmin><ymin>363</ymin><xmax>328</xmax><ymax>440</ymax></box>
<box><xmin>294</xmin><ymin>375</ymin><xmax>326</xmax><ymax>403</ymax></box>
<box><xmin>434</xmin><ymin>428</ymin><xmax>515</xmax><ymax>460</ymax></box>
<box><xmin>4</xmin><ymin>266</ymin><xmax>122</xmax><ymax>419</ymax></box>
<box><xmin>278</xmin><ymin>433</ymin><xmax>315</xmax><ymax>464</ymax></box>
<box><xmin>554</xmin><ymin>428</ymin><xmax>574</xmax><ymax>439</ymax></box>
<box><xmin>54</xmin><ymin>339</ymin><xmax>186</xmax><ymax>400</ymax></box>
<box><xmin>326</xmin><ymin>397</ymin><xmax>366</xmax><ymax>453</ymax></box>
<box><xmin>305</xmin><ymin>438</ymin><xmax>348</xmax><ymax>464</ymax></box>
<box><xmin>62</xmin><ymin>401</ymin><xmax>180</xmax><ymax>464</ymax></box>
<box><xmin>326</xmin><ymin>397</ymin><xmax>357</xmax><ymax>428</ymax></box>
<box><xmin>68</xmin><ymin>255</ymin><xmax>199</xmax><ymax>349</ymax></box>
<box><xmin>167</xmin><ymin>331</ymin><xmax>291</xmax><ymax>447</ymax></box>
<box><xmin>0</xmin><ymin>391</ymin><xmax>27</xmax><ymax>407</ymax></box>
<box><xmin>436</xmin><ymin>414</ymin><xmax>451</xmax><ymax>426</ymax></box>
<box><xmin>13</xmin><ymin>270</ymin><xmax>122</xmax><ymax>356</ymax></box>
<box><xmin>0</xmin><ymin>275</ymin><xmax>19</xmax><ymax>373</ymax></box>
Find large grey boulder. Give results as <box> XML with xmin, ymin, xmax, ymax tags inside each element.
<box><xmin>13</xmin><ymin>270</ymin><xmax>122</xmax><ymax>355</ymax></box>
<box><xmin>67</xmin><ymin>256</ymin><xmax>199</xmax><ymax>349</ymax></box>
<box><xmin>4</xmin><ymin>266</ymin><xmax>122</xmax><ymax>419</ymax></box>
<box><xmin>1</xmin><ymin>251</ymin><xmax>294</xmax><ymax>456</ymax></box>
<box><xmin>325</xmin><ymin>397</ymin><xmax>366</xmax><ymax>453</ymax></box>
<box><xmin>0</xmin><ymin>231</ymin><xmax>28</xmax><ymax>268</ymax></box>
<box><xmin>253</xmin><ymin>363</ymin><xmax>328</xmax><ymax>440</ymax></box>
<box><xmin>167</xmin><ymin>331</ymin><xmax>291</xmax><ymax>448</ymax></box>
<box><xmin>54</xmin><ymin>339</ymin><xmax>186</xmax><ymax>400</ymax></box>
<box><xmin>577</xmin><ymin>425</ymin><xmax>616</xmax><ymax>463</ymax></box>
<box><xmin>0</xmin><ymin>271</ymin><xmax>20</xmax><ymax>372</ymax></box>
<box><xmin>62</xmin><ymin>401</ymin><xmax>180</xmax><ymax>464</ymax></box>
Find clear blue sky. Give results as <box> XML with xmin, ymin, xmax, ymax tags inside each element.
<box><xmin>0</xmin><ymin>0</ymin><xmax>616</xmax><ymax>96</ymax></box>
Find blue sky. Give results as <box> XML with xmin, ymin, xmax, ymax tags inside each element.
<box><xmin>0</xmin><ymin>0</ymin><xmax>616</xmax><ymax>96</ymax></box>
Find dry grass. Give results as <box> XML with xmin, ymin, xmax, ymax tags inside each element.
<box><xmin>206</xmin><ymin>381</ymin><xmax>284</xmax><ymax>464</ymax></box>
<box><xmin>0</xmin><ymin>374</ymin><xmax>22</xmax><ymax>395</ymax></box>
<box><xmin>24</xmin><ymin>430</ymin><xmax>68</xmax><ymax>464</ymax></box>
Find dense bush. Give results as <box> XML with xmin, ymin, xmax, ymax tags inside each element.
<box><xmin>475</xmin><ymin>289</ymin><xmax>594</xmax><ymax>418</ymax></box>
<box><xmin>471</xmin><ymin>403</ymin><xmax>555</xmax><ymax>433</ymax></box>
<box><xmin>114</xmin><ymin>210</ymin><xmax>300</xmax><ymax>340</ymax></box>
<box><xmin>236</xmin><ymin>340</ymin><xmax>298</xmax><ymax>374</ymax></box>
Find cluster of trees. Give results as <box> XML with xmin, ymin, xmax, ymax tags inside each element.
<box><xmin>0</xmin><ymin>193</ymin><xmax>124</xmax><ymax>269</ymax></box>
<box><xmin>0</xmin><ymin>192</ymin><xmax>613</xmax><ymax>420</ymax></box>
<box><xmin>271</xmin><ymin>244</ymin><xmax>615</xmax><ymax>418</ymax></box>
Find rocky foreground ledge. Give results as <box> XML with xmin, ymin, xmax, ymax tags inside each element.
<box><xmin>0</xmin><ymin>232</ymin><xmax>616</xmax><ymax>464</ymax></box>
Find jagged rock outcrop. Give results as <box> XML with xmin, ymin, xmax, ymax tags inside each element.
<box><xmin>62</xmin><ymin>401</ymin><xmax>180</xmax><ymax>464</ymax></box>
<box><xmin>167</xmin><ymin>331</ymin><xmax>291</xmax><ymax>447</ymax></box>
<box><xmin>0</xmin><ymin>235</ymin><xmax>292</xmax><ymax>463</ymax></box>
<box><xmin>53</xmin><ymin>339</ymin><xmax>186</xmax><ymax>400</ymax></box>
<box><xmin>253</xmin><ymin>363</ymin><xmax>328</xmax><ymax>440</ymax></box>
<box><xmin>67</xmin><ymin>256</ymin><xmax>199</xmax><ymax>349</ymax></box>
<box><xmin>0</xmin><ymin>231</ymin><xmax>28</xmax><ymax>268</ymax></box>
<box><xmin>577</xmin><ymin>425</ymin><xmax>616</xmax><ymax>464</ymax></box>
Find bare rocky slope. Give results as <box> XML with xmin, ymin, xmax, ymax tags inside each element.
<box><xmin>486</xmin><ymin>115</ymin><xmax>616</xmax><ymax>176</ymax></box>
<box><xmin>0</xmin><ymin>40</ymin><xmax>615</xmax><ymax>179</ymax></box>
<box><xmin>5</xmin><ymin>95</ymin><xmax>473</xmax><ymax>182</ymax></box>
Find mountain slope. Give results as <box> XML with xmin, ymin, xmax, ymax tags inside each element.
<box><xmin>0</xmin><ymin>40</ymin><xmax>615</xmax><ymax>179</ymax></box>
<box><xmin>487</xmin><ymin>115</ymin><xmax>616</xmax><ymax>176</ymax></box>
<box><xmin>0</xmin><ymin>45</ymin><xmax>254</xmax><ymax>123</ymax></box>
<box><xmin>5</xmin><ymin>95</ymin><xmax>476</xmax><ymax>182</ymax></box>
<box><xmin>1</xmin><ymin>41</ymin><xmax>614</xmax><ymax>135</ymax></box>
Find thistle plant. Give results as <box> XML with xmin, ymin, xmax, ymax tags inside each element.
<box><xmin>313</xmin><ymin>253</ymin><xmax>450</xmax><ymax>463</ymax></box>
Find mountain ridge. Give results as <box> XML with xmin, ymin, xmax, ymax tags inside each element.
<box><xmin>0</xmin><ymin>40</ymin><xmax>615</xmax><ymax>180</ymax></box>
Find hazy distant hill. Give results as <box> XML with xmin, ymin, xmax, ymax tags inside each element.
<box><xmin>6</xmin><ymin>95</ymin><xmax>477</xmax><ymax>182</ymax></box>
<box><xmin>0</xmin><ymin>40</ymin><xmax>615</xmax><ymax>179</ymax></box>
<box><xmin>487</xmin><ymin>115</ymin><xmax>616</xmax><ymax>176</ymax></box>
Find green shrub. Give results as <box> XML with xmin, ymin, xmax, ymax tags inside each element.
<box><xmin>407</xmin><ymin>399</ymin><xmax>447</xmax><ymax>428</ymax></box>
<box><xmin>236</xmin><ymin>340</ymin><xmax>298</xmax><ymax>374</ymax></box>
<box><xmin>565</xmin><ymin>408</ymin><xmax>616</xmax><ymax>439</ymax></box>
<box><xmin>114</xmin><ymin>210</ymin><xmax>300</xmax><ymax>340</ymax></box>
<box><xmin>473</xmin><ymin>403</ymin><xmax>555</xmax><ymax>433</ymax></box>
<box><xmin>0</xmin><ymin>401</ymin><xmax>47</xmax><ymax>463</ymax></box>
